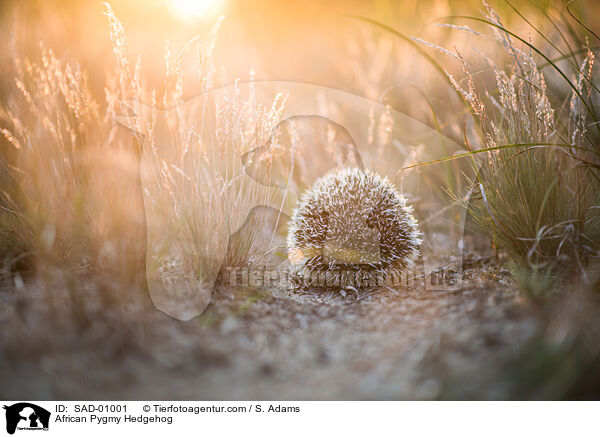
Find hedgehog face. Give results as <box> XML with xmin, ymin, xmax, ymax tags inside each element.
<box><xmin>287</xmin><ymin>167</ymin><xmax>422</xmax><ymax>289</ymax></box>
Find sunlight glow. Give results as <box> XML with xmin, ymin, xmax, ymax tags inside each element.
<box><xmin>169</xmin><ymin>0</ymin><xmax>218</xmax><ymax>18</ymax></box>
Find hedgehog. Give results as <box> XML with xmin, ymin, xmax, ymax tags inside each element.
<box><xmin>287</xmin><ymin>167</ymin><xmax>422</xmax><ymax>291</ymax></box>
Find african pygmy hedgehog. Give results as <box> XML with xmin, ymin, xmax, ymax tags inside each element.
<box><xmin>287</xmin><ymin>167</ymin><xmax>422</xmax><ymax>290</ymax></box>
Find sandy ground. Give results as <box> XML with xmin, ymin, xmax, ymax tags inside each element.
<box><xmin>0</xmin><ymin>256</ymin><xmax>546</xmax><ymax>400</ymax></box>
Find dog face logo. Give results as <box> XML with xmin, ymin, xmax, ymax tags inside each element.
<box><xmin>116</xmin><ymin>81</ymin><xmax>480</xmax><ymax>319</ymax></box>
<box><xmin>3</xmin><ymin>403</ymin><xmax>50</xmax><ymax>434</ymax></box>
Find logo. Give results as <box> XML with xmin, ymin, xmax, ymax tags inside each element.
<box><xmin>3</xmin><ymin>403</ymin><xmax>50</xmax><ymax>434</ymax></box>
<box><xmin>116</xmin><ymin>82</ymin><xmax>479</xmax><ymax>320</ymax></box>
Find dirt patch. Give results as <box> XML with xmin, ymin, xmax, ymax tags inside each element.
<box><xmin>0</xmin><ymin>259</ymin><xmax>545</xmax><ymax>400</ymax></box>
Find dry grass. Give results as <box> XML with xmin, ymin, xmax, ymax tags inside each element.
<box><xmin>0</xmin><ymin>5</ymin><xmax>291</xmax><ymax>294</ymax></box>
<box><xmin>2</xmin><ymin>1</ymin><xmax>597</xmax><ymax>289</ymax></box>
<box><xmin>0</xmin><ymin>0</ymin><xmax>599</xmax><ymax>399</ymax></box>
<box><xmin>0</xmin><ymin>40</ymin><xmax>143</xmax><ymax>277</ymax></box>
<box><xmin>460</xmin><ymin>6</ymin><xmax>600</xmax><ymax>287</ymax></box>
<box><xmin>389</xmin><ymin>1</ymin><xmax>600</xmax><ymax>290</ymax></box>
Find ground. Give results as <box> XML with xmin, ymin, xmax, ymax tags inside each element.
<box><xmin>1</xmin><ymin>257</ymin><xmax>547</xmax><ymax>400</ymax></box>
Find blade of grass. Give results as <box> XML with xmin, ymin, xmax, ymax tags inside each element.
<box><xmin>347</xmin><ymin>15</ymin><xmax>480</xmax><ymax>125</ymax></box>
<box><xmin>566</xmin><ymin>0</ymin><xmax>600</xmax><ymax>44</ymax></box>
<box><xmin>534</xmin><ymin>0</ymin><xmax>579</xmax><ymax>66</ymax></box>
<box><xmin>439</xmin><ymin>15</ymin><xmax>600</xmax><ymax>127</ymax></box>
<box><xmin>538</xmin><ymin>47</ymin><xmax>600</xmax><ymax>70</ymax></box>
<box><xmin>505</xmin><ymin>0</ymin><xmax>576</xmax><ymax>71</ymax></box>
<box><xmin>400</xmin><ymin>142</ymin><xmax>600</xmax><ymax>172</ymax></box>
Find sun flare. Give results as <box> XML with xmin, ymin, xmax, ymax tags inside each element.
<box><xmin>169</xmin><ymin>0</ymin><xmax>218</xmax><ymax>18</ymax></box>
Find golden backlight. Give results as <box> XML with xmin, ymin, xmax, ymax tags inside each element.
<box><xmin>169</xmin><ymin>0</ymin><xmax>219</xmax><ymax>18</ymax></box>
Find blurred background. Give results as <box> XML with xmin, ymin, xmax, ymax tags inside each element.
<box><xmin>3</xmin><ymin>0</ymin><xmax>599</xmax><ymax>148</ymax></box>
